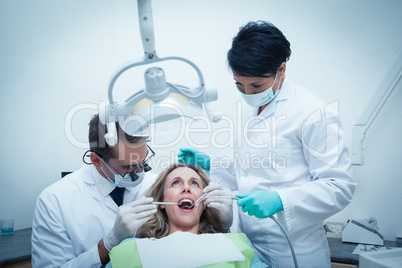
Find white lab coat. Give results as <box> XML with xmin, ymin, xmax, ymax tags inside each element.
<box><xmin>31</xmin><ymin>164</ymin><xmax>156</xmax><ymax>268</ymax></box>
<box><xmin>211</xmin><ymin>78</ymin><xmax>356</xmax><ymax>268</ymax></box>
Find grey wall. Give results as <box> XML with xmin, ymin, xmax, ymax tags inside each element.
<box><xmin>1</xmin><ymin>0</ymin><xmax>401</xmax><ymax>241</ymax></box>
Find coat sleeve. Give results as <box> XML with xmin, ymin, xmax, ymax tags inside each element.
<box><xmin>31</xmin><ymin>191</ymin><xmax>102</xmax><ymax>268</ymax></box>
<box><xmin>277</xmin><ymin>105</ymin><xmax>357</xmax><ymax>234</ymax></box>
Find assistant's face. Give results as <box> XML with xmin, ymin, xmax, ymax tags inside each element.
<box><xmin>234</xmin><ymin>73</ymin><xmax>279</xmax><ymax>95</ymax></box>
<box><xmin>162</xmin><ymin>167</ymin><xmax>205</xmax><ymax>235</ymax></box>
<box><xmin>234</xmin><ymin>62</ymin><xmax>286</xmax><ymax>95</ymax></box>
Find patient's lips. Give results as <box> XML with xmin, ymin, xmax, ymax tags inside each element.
<box><xmin>178</xmin><ymin>198</ymin><xmax>194</xmax><ymax>209</ymax></box>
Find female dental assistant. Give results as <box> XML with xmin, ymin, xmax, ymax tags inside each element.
<box><xmin>178</xmin><ymin>21</ymin><xmax>357</xmax><ymax>268</ymax></box>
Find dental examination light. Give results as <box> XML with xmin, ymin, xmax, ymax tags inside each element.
<box><xmin>98</xmin><ymin>0</ymin><xmax>220</xmax><ymax>146</ymax></box>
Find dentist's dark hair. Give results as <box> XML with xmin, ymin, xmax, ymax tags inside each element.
<box><xmin>227</xmin><ymin>20</ymin><xmax>291</xmax><ymax>77</ymax></box>
<box><xmin>88</xmin><ymin>114</ymin><xmax>147</xmax><ymax>161</ymax></box>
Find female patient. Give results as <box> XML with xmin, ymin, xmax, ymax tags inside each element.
<box><xmin>107</xmin><ymin>163</ymin><xmax>267</xmax><ymax>267</ymax></box>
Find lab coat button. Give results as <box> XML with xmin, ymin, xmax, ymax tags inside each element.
<box><xmin>242</xmin><ymin>170</ymin><xmax>248</xmax><ymax>176</ymax></box>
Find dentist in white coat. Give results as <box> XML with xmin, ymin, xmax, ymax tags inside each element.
<box><xmin>178</xmin><ymin>21</ymin><xmax>357</xmax><ymax>268</ymax></box>
<box><xmin>32</xmin><ymin>114</ymin><xmax>157</xmax><ymax>267</ymax></box>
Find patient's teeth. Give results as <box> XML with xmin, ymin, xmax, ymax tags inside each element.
<box><xmin>178</xmin><ymin>199</ymin><xmax>194</xmax><ymax>208</ymax></box>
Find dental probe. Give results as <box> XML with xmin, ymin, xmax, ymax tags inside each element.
<box><xmin>152</xmin><ymin>202</ymin><xmax>178</xmax><ymax>205</ymax></box>
<box><xmin>190</xmin><ymin>178</ymin><xmax>223</xmax><ymax>208</ymax></box>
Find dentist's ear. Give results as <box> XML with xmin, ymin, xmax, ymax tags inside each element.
<box><xmin>279</xmin><ymin>62</ymin><xmax>287</xmax><ymax>77</ymax></box>
<box><xmin>90</xmin><ymin>152</ymin><xmax>102</xmax><ymax>168</ymax></box>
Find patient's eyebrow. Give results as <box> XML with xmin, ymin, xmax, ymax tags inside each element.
<box><xmin>169</xmin><ymin>176</ymin><xmax>202</xmax><ymax>183</ymax></box>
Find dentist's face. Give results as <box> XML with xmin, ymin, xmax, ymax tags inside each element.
<box><xmin>162</xmin><ymin>167</ymin><xmax>205</xmax><ymax>235</ymax></box>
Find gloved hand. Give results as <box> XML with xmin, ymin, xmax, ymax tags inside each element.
<box><xmin>103</xmin><ymin>197</ymin><xmax>157</xmax><ymax>251</ymax></box>
<box><xmin>202</xmin><ymin>182</ymin><xmax>233</xmax><ymax>229</ymax></box>
<box><xmin>177</xmin><ymin>148</ymin><xmax>210</xmax><ymax>170</ymax></box>
<box><xmin>236</xmin><ymin>190</ymin><xmax>283</xmax><ymax>219</ymax></box>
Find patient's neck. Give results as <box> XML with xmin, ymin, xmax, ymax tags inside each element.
<box><xmin>168</xmin><ymin>224</ymin><xmax>199</xmax><ymax>235</ymax></box>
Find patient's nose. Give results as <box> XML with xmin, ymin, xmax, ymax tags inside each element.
<box><xmin>182</xmin><ymin>182</ymin><xmax>191</xmax><ymax>193</ymax></box>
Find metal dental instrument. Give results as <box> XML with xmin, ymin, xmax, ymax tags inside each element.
<box><xmin>152</xmin><ymin>202</ymin><xmax>178</xmax><ymax>205</ymax></box>
<box><xmin>190</xmin><ymin>178</ymin><xmax>223</xmax><ymax>208</ymax></box>
<box><xmin>152</xmin><ymin>200</ymin><xmax>190</xmax><ymax>206</ymax></box>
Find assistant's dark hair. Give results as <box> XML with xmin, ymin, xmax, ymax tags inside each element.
<box><xmin>88</xmin><ymin>114</ymin><xmax>147</xmax><ymax>161</ymax></box>
<box><xmin>227</xmin><ymin>20</ymin><xmax>291</xmax><ymax>77</ymax></box>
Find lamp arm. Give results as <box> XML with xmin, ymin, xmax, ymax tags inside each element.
<box><xmin>108</xmin><ymin>0</ymin><xmax>205</xmax><ymax>104</ymax></box>
<box><xmin>107</xmin><ymin>55</ymin><xmax>205</xmax><ymax>104</ymax></box>
<box><xmin>137</xmin><ymin>0</ymin><xmax>155</xmax><ymax>58</ymax></box>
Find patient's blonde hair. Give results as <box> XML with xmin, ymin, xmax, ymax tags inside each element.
<box><xmin>136</xmin><ymin>163</ymin><xmax>226</xmax><ymax>238</ymax></box>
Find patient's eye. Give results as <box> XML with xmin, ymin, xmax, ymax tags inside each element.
<box><xmin>191</xmin><ymin>180</ymin><xmax>200</xmax><ymax>187</ymax></box>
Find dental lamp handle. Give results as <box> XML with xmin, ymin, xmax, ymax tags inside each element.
<box><xmin>105</xmin><ymin>122</ymin><xmax>118</xmax><ymax>146</ymax></box>
<box><xmin>204</xmin><ymin>101</ymin><xmax>222</xmax><ymax>123</ymax></box>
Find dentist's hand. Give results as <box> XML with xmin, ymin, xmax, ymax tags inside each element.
<box><xmin>203</xmin><ymin>182</ymin><xmax>233</xmax><ymax>229</ymax></box>
<box><xmin>236</xmin><ymin>190</ymin><xmax>283</xmax><ymax>219</ymax></box>
<box><xmin>103</xmin><ymin>197</ymin><xmax>157</xmax><ymax>251</ymax></box>
<box><xmin>177</xmin><ymin>148</ymin><xmax>210</xmax><ymax>170</ymax></box>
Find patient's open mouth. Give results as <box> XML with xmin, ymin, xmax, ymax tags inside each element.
<box><xmin>178</xmin><ymin>199</ymin><xmax>194</xmax><ymax>209</ymax></box>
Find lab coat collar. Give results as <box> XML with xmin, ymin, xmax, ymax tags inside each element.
<box><xmin>90</xmin><ymin>164</ymin><xmax>115</xmax><ymax>197</ymax></box>
<box><xmin>89</xmin><ymin>164</ymin><xmax>140</xmax><ymax>206</ymax></box>
<box><xmin>89</xmin><ymin>164</ymin><xmax>123</xmax><ymax>211</ymax></box>
<box><xmin>276</xmin><ymin>76</ymin><xmax>291</xmax><ymax>101</ymax></box>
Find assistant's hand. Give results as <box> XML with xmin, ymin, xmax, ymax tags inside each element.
<box><xmin>236</xmin><ymin>190</ymin><xmax>283</xmax><ymax>219</ymax></box>
<box><xmin>202</xmin><ymin>182</ymin><xmax>233</xmax><ymax>229</ymax></box>
<box><xmin>177</xmin><ymin>148</ymin><xmax>210</xmax><ymax>170</ymax></box>
<box><xmin>103</xmin><ymin>197</ymin><xmax>157</xmax><ymax>251</ymax></box>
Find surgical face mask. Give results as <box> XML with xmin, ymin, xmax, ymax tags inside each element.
<box><xmin>237</xmin><ymin>71</ymin><xmax>280</xmax><ymax>107</ymax></box>
<box><xmin>101</xmin><ymin>161</ymin><xmax>145</xmax><ymax>188</ymax></box>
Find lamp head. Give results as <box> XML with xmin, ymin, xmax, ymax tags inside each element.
<box><xmin>143</xmin><ymin>66</ymin><xmax>170</xmax><ymax>101</ymax></box>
